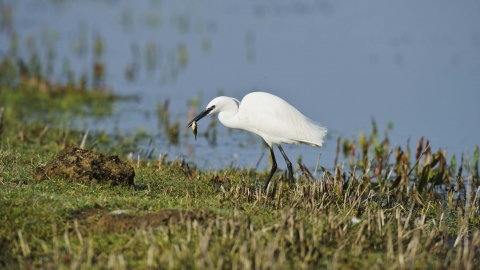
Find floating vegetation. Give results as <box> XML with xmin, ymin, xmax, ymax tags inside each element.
<box><xmin>177</xmin><ymin>44</ymin><xmax>189</xmax><ymax>67</ymax></box>
<box><xmin>145</xmin><ymin>41</ymin><xmax>158</xmax><ymax>74</ymax></box>
<box><xmin>0</xmin><ymin>58</ymin><xmax>117</xmax><ymax>120</ymax></box>
<box><xmin>144</xmin><ymin>13</ymin><xmax>162</xmax><ymax>28</ymax></box>
<box><xmin>0</xmin><ymin>29</ymin><xmax>133</xmax><ymax>123</ymax></box>
<box><xmin>92</xmin><ymin>34</ymin><xmax>106</xmax><ymax>89</ymax></box>
<box><xmin>69</xmin><ymin>22</ymin><xmax>88</xmax><ymax>57</ymax></box>
<box><xmin>0</xmin><ymin>2</ymin><xmax>13</xmax><ymax>33</ymax></box>
<box><xmin>170</xmin><ymin>12</ymin><xmax>191</xmax><ymax>34</ymax></box>
<box><xmin>201</xmin><ymin>36</ymin><xmax>211</xmax><ymax>53</ymax></box>
<box><xmin>157</xmin><ymin>98</ymin><xmax>180</xmax><ymax>145</ymax></box>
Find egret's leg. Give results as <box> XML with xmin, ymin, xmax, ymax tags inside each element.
<box><xmin>278</xmin><ymin>145</ymin><xmax>294</xmax><ymax>185</ymax></box>
<box><xmin>263</xmin><ymin>147</ymin><xmax>277</xmax><ymax>191</ymax></box>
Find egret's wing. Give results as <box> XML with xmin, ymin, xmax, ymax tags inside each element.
<box><xmin>239</xmin><ymin>94</ymin><xmax>326</xmax><ymax>147</ymax></box>
<box><xmin>240</xmin><ymin>103</ymin><xmax>287</xmax><ymax>135</ymax></box>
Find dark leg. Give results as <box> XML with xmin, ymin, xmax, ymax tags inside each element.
<box><xmin>278</xmin><ymin>145</ymin><xmax>294</xmax><ymax>185</ymax></box>
<box><xmin>263</xmin><ymin>147</ymin><xmax>277</xmax><ymax>191</ymax></box>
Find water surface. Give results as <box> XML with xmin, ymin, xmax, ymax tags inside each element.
<box><xmin>2</xmin><ymin>0</ymin><xmax>479</xmax><ymax>171</ymax></box>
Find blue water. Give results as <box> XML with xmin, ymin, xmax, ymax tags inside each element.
<box><xmin>1</xmin><ymin>0</ymin><xmax>479</xmax><ymax>172</ymax></box>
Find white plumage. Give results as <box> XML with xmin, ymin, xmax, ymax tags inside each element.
<box><xmin>186</xmin><ymin>92</ymin><xmax>327</xmax><ymax>190</ymax></box>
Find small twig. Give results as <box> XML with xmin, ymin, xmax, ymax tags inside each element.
<box><xmin>254</xmin><ymin>151</ymin><xmax>265</xmax><ymax>171</ymax></box>
<box><xmin>136</xmin><ymin>147</ymin><xmax>143</xmax><ymax>159</ymax></box>
<box><xmin>298</xmin><ymin>163</ymin><xmax>316</xmax><ymax>181</ymax></box>
<box><xmin>37</xmin><ymin>125</ymin><xmax>49</xmax><ymax>141</ymax></box>
<box><xmin>0</xmin><ymin>106</ymin><xmax>4</xmax><ymax>136</ymax></box>
<box><xmin>370</xmin><ymin>158</ymin><xmax>382</xmax><ymax>180</ymax></box>
<box><xmin>334</xmin><ymin>136</ymin><xmax>341</xmax><ymax>167</ymax></box>
<box><xmin>80</xmin><ymin>129</ymin><xmax>89</xmax><ymax>149</ymax></box>
<box><xmin>313</xmin><ymin>152</ymin><xmax>322</xmax><ymax>177</ymax></box>
<box><xmin>144</xmin><ymin>138</ymin><xmax>153</xmax><ymax>159</ymax></box>
<box><xmin>407</xmin><ymin>142</ymin><xmax>431</xmax><ymax>177</ymax></box>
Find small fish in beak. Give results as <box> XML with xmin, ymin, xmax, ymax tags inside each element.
<box><xmin>191</xmin><ymin>120</ymin><xmax>198</xmax><ymax>140</ymax></box>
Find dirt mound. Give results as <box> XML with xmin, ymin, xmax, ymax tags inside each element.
<box><xmin>34</xmin><ymin>148</ymin><xmax>134</xmax><ymax>186</ymax></box>
<box><xmin>93</xmin><ymin>209</ymin><xmax>212</xmax><ymax>233</ymax></box>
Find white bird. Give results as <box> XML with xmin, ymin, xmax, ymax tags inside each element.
<box><xmin>186</xmin><ymin>92</ymin><xmax>327</xmax><ymax>190</ymax></box>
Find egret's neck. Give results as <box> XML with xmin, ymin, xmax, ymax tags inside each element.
<box><xmin>218</xmin><ymin>107</ymin><xmax>240</xmax><ymax>129</ymax></box>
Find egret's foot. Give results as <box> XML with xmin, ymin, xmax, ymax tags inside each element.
<box><xmin>278</xmin><ymin>145</ymin><xmax>295</xmax><ymax>186</ymax></box>
<box><xmin>263</xmin><ymin>182</ymin><xmax>268</xmax><ymax>193</ymax></box>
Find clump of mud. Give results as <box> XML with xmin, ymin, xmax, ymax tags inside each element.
<box><xmin>93</xmin><ymin>209</ymin><xmax>212</xmax><ymax>233</ymax></box>
<box><xmin>34</xmin><ymin>148</ymin><xmax>134</xmax><ymax>186</ymax></box>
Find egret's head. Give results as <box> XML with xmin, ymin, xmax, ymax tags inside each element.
<box><xmin>186</xmin><ymin>96</ymin><xmax>238</xmax><ymax>128</ymax></box>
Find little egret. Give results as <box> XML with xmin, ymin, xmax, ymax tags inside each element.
<box><xmin>186</xmin><ymin>92</ymin><xmax>327</xmax><ymax>190</ymax></box>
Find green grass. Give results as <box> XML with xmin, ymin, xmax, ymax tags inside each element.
<box><xmin>0</xmin><ymin>84</ymin><xmax>479</xmax><ymax>269</ymax></box>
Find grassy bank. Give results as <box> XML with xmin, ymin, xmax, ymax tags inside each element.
<box><xmin>1</xmin><ymin>96</ymin><xmax>479</xmax><ymax>269</ymax></box>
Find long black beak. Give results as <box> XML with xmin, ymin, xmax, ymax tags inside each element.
<box><xmin>186</xmin><ymin>106</ymin><xmax>215</xmax><ymax>128</ymax></box>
